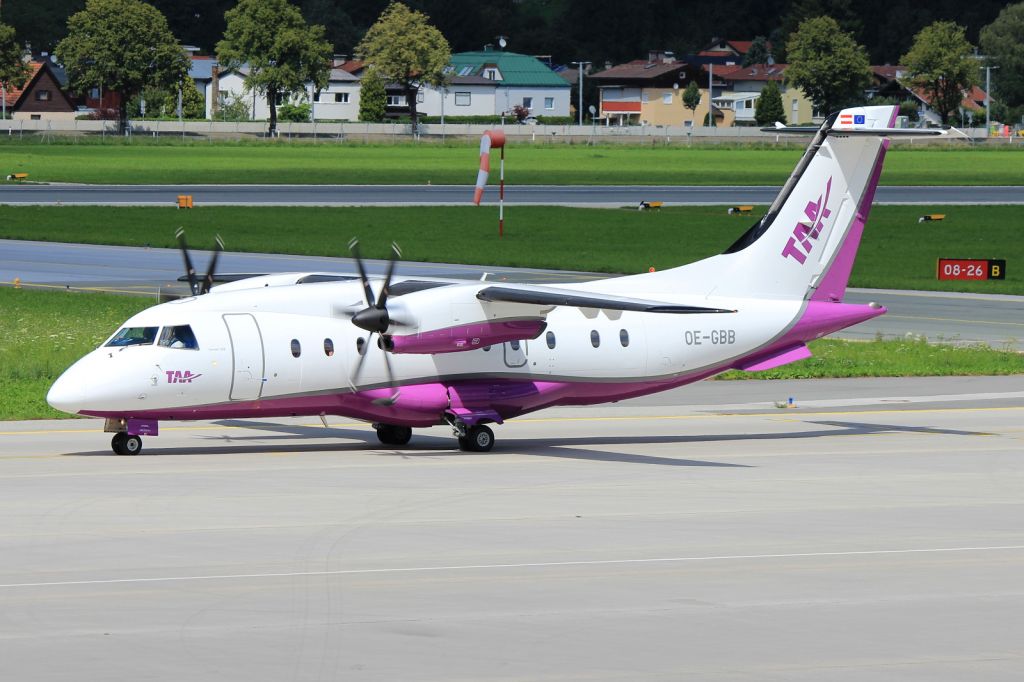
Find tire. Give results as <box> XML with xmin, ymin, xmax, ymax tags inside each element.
<box><xmin>465</xmin><ymin>425</ymin><xmax>494</xmax><ymax>452</ymax></box>
<box><xmin>376</xmin><ymin>424</ymin><xmax>412</xmax><ymax>446</ymax></box>
<box><xmin>111</xmin><ymin>433</ymin><xmax>142</xmax><ymax>456</ymax></box>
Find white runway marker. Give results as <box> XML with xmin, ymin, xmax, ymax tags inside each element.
<box><xmin>3</xmin><ymin>545</ymin><xmax>1023</xmax><ymax>589</ymax></box>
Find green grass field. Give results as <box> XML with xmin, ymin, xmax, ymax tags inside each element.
<box><xmin>2</xmin><ymin>204</ymin><xmax>1021</xmax><ymax>294</ymax></box>
<box><xmin>1</xmin><ymin>140</ymin><xmax>1021</xmax><ymax>185</ymax></box>
<box><xmin>3</xmin><ymin>287</ymin><xmax>1021</xmax><ymax>420</ymax></box>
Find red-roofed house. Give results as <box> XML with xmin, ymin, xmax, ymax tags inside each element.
<box><xmin>698</xmin><ymin>39</ymin><xmax>771</xmax><ymax>62</ymax></box>
<box><xmin>2</xmin><ymin>61</ymin><xmax>77</xmax><ymax>121</ymax></box>
<box><xmin>590</xmin><ymin>51</ymin><xmax>707</xmax><ymax>126</ymax></box>
<box><xmin>712</xmin><ymin>63</ymin><xmax>815</xmax><ymax>124</ymax></box>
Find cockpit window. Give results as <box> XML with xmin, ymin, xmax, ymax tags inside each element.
<box><xmin>106</xmin><ymin>327</ymin><xmax>159</xmax><ymax>347</ymax></box>
<box><xmin>158</xmin><ymin>325</ymin><xmax>199</xmax><ymax>350</ymax></box>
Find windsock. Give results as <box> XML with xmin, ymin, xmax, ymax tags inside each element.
<box><xmin>473</xmin><ymin>129</ymin><xmax>506</xmax><ymax>205</ymax></box>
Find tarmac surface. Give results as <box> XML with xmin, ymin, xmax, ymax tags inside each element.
<box><xmin>1</xmin><ymin>183</ymin><xmax>1023</xmax><ymax>206</ymax></box>
<box><xmin>4</xmin><ymin>239</ymin><xmax>1023</xmax><ymax>350</ymax></box>
<box><xmin>1</xmin><ymin>376</ymin><xmax>1023</xmax><ymax>680</ymax></box>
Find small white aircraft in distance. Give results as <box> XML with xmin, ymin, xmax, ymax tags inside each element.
<box><xmin>49</xmin><ymin>105</ymin><xmax>945</xmax><ymax>455</ymax></box>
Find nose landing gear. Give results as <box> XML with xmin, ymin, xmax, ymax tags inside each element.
<box><xmin>458</xmin><ymin>424</ymin><xmax>495</xmax><ymax>452</ymax></box>
<box><xmin>111</xmin><ymin>432</ymin><xmax>143</xmax><ymax>456</ymax></box>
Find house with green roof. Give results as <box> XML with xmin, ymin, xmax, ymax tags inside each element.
<box><xmin>424</xmin><ymin>48</ymin><xmax>570</xmax><ymax>118</ymax></box>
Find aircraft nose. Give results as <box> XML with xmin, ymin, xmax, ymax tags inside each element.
<box><xmin>47</xmin><ymin>372</ymin><xmax>85</xmax><ymax>415</ymax></box>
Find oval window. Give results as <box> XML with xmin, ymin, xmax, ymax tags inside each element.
<box><xmin>620</xmin><ymin>329</ymin><xmax>629</xmax><ymax>347</ymax></box>
<box><xmin>356</xmin><ymin>337</ymin><xmax>366</xmax><ymax>355</ymax></box>
<box><xmin>590</xmin><ymin>330</ymin><xmax>600</xmax><ymax>348</ymax></box>
<box><xmin>290</xmin><ymin>339</ymin><xmax>301</xmax><ymax>358</ymax></box>
<box><xmin>324</xmin><ymin>338</ymin><xmax>334</xmax><ymax>356</ymax></box>
<box><xmin>482</xmin><ymin>345</ymin><xmax>491</xmax><ymax>352</ymax></box>
<box><xmin>546</xmin><ymin>331</ymin><xmax>556</xmax><ymax>349</ymax></box>
<box><xmin>510</xmin><ymin>340</ymin><xmax>520</xmax><ymax>351</ymax></box>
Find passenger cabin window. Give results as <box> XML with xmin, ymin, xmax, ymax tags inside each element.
<box><xmin>590</xmin><ymin>330</ymin><xmax>600</xmax><ymax>348</ymax></box>
<box><xmin>158</xmin><ymin>325</ymin><xmax>199</xmax><ymax>350</ymax></box>
<box><xmin>291</xmin><ymin>339</ymin><xmax>302</xmax><ymax>358</ymax></box>
<box><xmin>546</xmin><ymin>331</ymin><xmax>556</xmax><ymax>349</ymax></box>
<box><xmin>324</xmin><ymin>338</ymin><xmax>335</xmax><ymax>356</ymax></box>
<box><xmin>510</xmin><ymin>340</ymin><xmax>521</xmax><ymax>351</ymax></box>
<box><xmin>106</xmin><ymin>327</ymin><xmax>158</xmax><ymax>347</ymax></box>
<box><xmin>620</xmin><ymin>329</ymin><xmax>629</xmax><ymax>347</ymax></box>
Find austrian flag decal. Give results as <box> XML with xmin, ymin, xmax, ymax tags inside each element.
<box><xmin>781</xmin><ymin>177</ymin><xmax>833</xmax><ymax>265</ymax></box>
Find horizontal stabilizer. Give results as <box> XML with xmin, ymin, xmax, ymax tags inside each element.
<box><xmin>477</xmin><ymin>286</ymin><xmax>735</xmax><ymax>314</ymax></box>
<box><xmin>761</xmin><ymin>126</ymin><xmax>946</xmax><ymax>137</ymax></box>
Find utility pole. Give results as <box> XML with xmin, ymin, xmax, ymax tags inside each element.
<box><xmin>707</xmin><ymin>62</ymin><xmax>714</xmax><ymax>127</ymax></box>
<box><xmin>571</xmin><ymin>61</ymin><xmax>591</xmax><ymax>127</ymax></box>
<box><xmin>984</xmin><ymin>65</ymin><xmax>998</xmax><ymax>133</ymax></box>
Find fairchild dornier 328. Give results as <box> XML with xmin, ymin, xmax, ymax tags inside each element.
<box><xmin>48</xmin><ymin>106</ymin><xmax>944</xmax><ymax>455</ymax></box>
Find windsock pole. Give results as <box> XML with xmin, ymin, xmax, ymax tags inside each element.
<box><xmin>473</xmin><ymin>129</ymin><xmax>507</xmax><ymax>237</ymax></box>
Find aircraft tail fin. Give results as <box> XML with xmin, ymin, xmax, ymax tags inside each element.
<box><xmin>646</xmin><ymin>106</ymin><xmax>945</xmax><ymax>302</ymax></box>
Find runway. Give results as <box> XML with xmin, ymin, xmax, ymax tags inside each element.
<box><xmin>2</xmin><ymin>376</ymin><xmax>1023</xmax><ymax>680</ymax></box>
<box><xmin>4</xmin><ymin>239</ymin><xmax>1024</xmax><ymax>350</ymax></box>
<box><xmin>2</xmin><ymin>183</ymin><xmax>1023</xmax><ymax>206</ymax></box>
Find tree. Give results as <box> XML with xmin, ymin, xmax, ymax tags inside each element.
<box><xmin>682</xmin><ymin>80</ymin><xmax>701</xmax><ymax>126</ymax></box>
<box><xmin>133</xmin><ymin>77</ymin><xmax>205</xmax><ymax>119</ymax></box>
<box><xmin>742</xmin><ymin>36</ymin><xmax>772</xmax><ymax>67</ymax></box>
<box><xmin>980</xmin><ymin>3</ymin><xmax>1024</xmax><ymax>108</ymax></box>
<box><xmin>358</xmin><ymin>69</ymin><xmax>387</xmax><ymax>122</ymax></box>
<box><xmin>0</xmin><ymin>23</ymin><xmax>32</xmax><ymax>118</ymax></box>
<box><xmin>217</xmin><ymin>0</ymin><xmax>332</xmax><ymax>136</ymax></box>
<box><xmin>356</xmin><ymin>2</ymin><xmax>451</xmax><ymax>130</ymax></box>
<box><xmin>901</xmin><ymin>21</ymin><xmax>977</xmax><ymax>125</ymax></box>
<box><xmin>56</xmin><ymin>0</ymin><xmax>189</xmax><ymax>133</ymax></box>
<box><xmin>755</xmin><ymin>80</ymin><xmax>786</xmax><ymax>125</ymax></box>
<box><xmin>786</xmin><ymin>16</ymin><xmax>871</xmax><ymax>116</ymax></box>
<box><xmin>776</xmin><ymin>0</ymin><xmax>862</xmax><ymax>62</ymax></box>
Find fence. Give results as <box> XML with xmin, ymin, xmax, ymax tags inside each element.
<box><xmin>0</xmin><ymin>118</ymin><xmax>1006</xmax><ymax>145</ymax></box>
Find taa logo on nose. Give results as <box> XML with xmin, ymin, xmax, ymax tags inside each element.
<box><xmin>166</xmin><ymin>370</ymin><xmax>202</xmax><ymax>384</ymax></box>
<box><xmin>781</xmin><ymin>177</ymin><xmax>833</xmax><ymax>265</ymax></box>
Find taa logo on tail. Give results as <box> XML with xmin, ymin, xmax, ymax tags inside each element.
<box><xmin>781</xmin><ymin>177</ymin><xmax>833</xmax><ymax>265</ymax></box>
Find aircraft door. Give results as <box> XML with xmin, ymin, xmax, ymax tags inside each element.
<box><xmin>223</xmin><ymin>314</ymin><xmax>265</xmax><ymax>400</ymax></box>
<box><xmin>503</xmin><ymin>339</ymin><xmax>528</xmax><ymax>368</ymax></box>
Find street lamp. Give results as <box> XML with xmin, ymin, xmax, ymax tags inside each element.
<box><xmin>570</xmin><ymin>60</ymin><xmax>591</xmax><ymax>127</ymax></box>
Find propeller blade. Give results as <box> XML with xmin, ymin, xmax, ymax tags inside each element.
<box><xmin>200</xmin><ymin>234</ymin><xmax>224</xmax><ymax>295</ymax></box>
<box><xmin>376</xmin><ymin>242</ymin><xmax>402</xmax><ymax>309</ymax></box>
<box><xmin>175</xmin><ymin>227</ymin><xmax>200</xmax><ymax>296</ymax></box>
<box><xmin>347</xmin><ymin>238</ymin><xmax>376</xmax><ymax>309</ymax></box>
<box><xmin>372</xmin><ymin>341</ymin><xmax>400</xmax><ymax>406</ymax></box>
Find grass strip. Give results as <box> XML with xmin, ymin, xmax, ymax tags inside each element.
<box><xmin>2</xmin><ymin>204</ymin><xmax>1022</xmax><ymax>295</ymax></box>
<box><xmin>0</xmin><ymin>141</ymin><xmax>1021</xmax><ymax>185</ymax></box>
<box><xmin>2</xmin><ymin>288</ymin><xmax>1022</xmax><ymax>421</ymax></box>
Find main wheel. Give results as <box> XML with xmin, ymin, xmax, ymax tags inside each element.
<box><xmin>375</xmin><ymin>424</ymin><xmax>412</xmax><ymax>446</ymax></box>
<box><xmin>462</xmin><ymin>425</ymin><xmax>494</xmax><ymax>452</ymax></box>
<box><xmin>111</xmin><ymin>432</ymin><xmax>142</xmax><ymax>456</ymax></box>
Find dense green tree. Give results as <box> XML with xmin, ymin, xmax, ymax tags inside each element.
<box><xmin>300</xmin><ymin>0</ymin><xmax>360</xmax><ymax>53</ymax></box>
<box><xmin>786</xmin><ymin>16</ymin><xmax>871</xmax><ymax>116</ymax></box>
<box><xmin>217</xmin><ymin>0</ymin><xmax>332</xmax><ymax>136</ymax></box>
<box><xmin>755</xmin><ymin>80</ymin><xmax>786</xmax><ymax>125</ymax></box>
<box><xmin>150</xmin><ymin>0</ymin><xmax>233</xmax><ymax>55</ymax></box>
<box><xmin>682</xmin><ymin>80</ymin><xmax>701</xmax><ymax>126</ymax></box>
<box><xmin>358</xmin><ymin>68</ymin><xmax>386</xmax><ymax>122</ymax></box>
<box><xmin>4</xmin><ymin>0</ymin><xmax>84</xmax><ymax>53</ymax></box>
<box><xmin>134</xmin><ymin>77</ymin><xmax>204</xmax><ymax>119</ymax></box>
<box><xmin>0</xmin><ymin>22</ymin><xmax>32</xmax><ymax>118</ymax></box>
<box><xmin>56</xmin><ymin>0</ymin><xmax>189</xmax><ymax>133</ymax></box>
<box><xmin>979</xmin><ymin>3</ymin><xmax>1024</xmax><ymax>108</ymax></box>
<box><xmin>742</xmin><ymin>36</ymin><xmax>772</xmax><ymax>66</ymax></box>
<box><xmin>356</xmin><ymin>2</ymin><xmax>450</xmax><ymax>129</ymax></box>
<box><xmin>900</xmin><ymin>21</ymin><xmax>977</xmax><ymax>125</ymax></box>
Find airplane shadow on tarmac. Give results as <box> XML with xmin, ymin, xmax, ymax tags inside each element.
<box><xmin>61</xmin><ymin>418</ymin><xmax>987</xmax><ymax>466</ymax></box>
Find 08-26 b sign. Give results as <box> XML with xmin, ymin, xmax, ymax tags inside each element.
<box><xmin>937</xmin><ymin>258</ymin><xmax>1006</xmax><ymax>281</ymax></box>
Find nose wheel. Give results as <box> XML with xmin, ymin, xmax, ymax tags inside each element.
<box><xmin>111</xmin><ymin>432</ymin><xmax>143</xmax><ymax>456</ymax></box>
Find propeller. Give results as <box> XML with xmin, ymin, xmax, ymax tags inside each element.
<box><xmin>340</xmin><ymin>239</ymin><xmax>406</xmax><ymax>406</ymax></box>
<box><xmin>176</xmin><ymin>228</ymin><xmax>224</xmax><ymax>296</ymax></box>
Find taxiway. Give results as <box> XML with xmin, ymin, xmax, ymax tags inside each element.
<box><xmin>1</xmin><ymin>376</ymin><xmax>1023</xmax><ymax>680</ymax></box>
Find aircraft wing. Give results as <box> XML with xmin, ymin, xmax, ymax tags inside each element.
<box><xmin>476</xmin><ymin>285</ymin><xmax>735</xmax><ymax>314</ymax></box>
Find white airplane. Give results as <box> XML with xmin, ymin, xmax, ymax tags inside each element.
<box><xmin>48</xmin><ymin>105</ymin><xmax>943</xmax><ymax>455</ymax></box>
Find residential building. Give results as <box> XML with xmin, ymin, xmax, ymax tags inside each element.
<box><xmin>713</xmin><ymin>63</ymin><xmax>815</xmax><ymax>124</ymax></box>
<box><xmin>590</xmin><ymin>51</ymin><xmax>698</xmax><ymax>126</ymax></box>
<box><xmin>2</xmin><ymin>61</ymin><xmax>77</xmax><ymax>121</ymax></box>
<box><xmin>698</xmin><ymin>38</ymin><xmax>772</xmax><ymax>63</ymax></box>
<box><xmin>445</xmin><ymin>48</ymin><xmax>570</xmax><ymax>117</ymax></box>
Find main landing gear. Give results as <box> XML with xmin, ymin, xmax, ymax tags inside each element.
<box><xmin>111</xmin><ymin>432</ymin><xmax>143</xmax><ymax>456</ymax></box>
<box><xmin>374</xmin><ymin>423</ymin><xmax>413</xmax><ymax>446</ymax></box>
